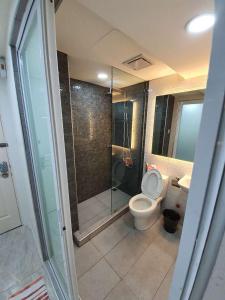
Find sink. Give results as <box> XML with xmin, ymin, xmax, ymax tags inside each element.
<box><xmin>178</xmin><ymin>175</ymin><xmax>191</xmax><ymax>192</ymax></box>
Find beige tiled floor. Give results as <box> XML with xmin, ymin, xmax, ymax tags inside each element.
<box><xmin>74</xmin><ymin>213</ymin><xmax>180</xmax><ymax>300</ymax></box>
<box><xmin>78</xmin><ymin>189</ymin><xmax>130</xmax><ymax>233</ymax></box>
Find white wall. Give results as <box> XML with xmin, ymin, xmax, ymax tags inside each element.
<box><xmin>0</xmin><ymin>1</ymin><xmax>41</xmax><ymax>254</ymax></box>
<box><xmin>144</xmin><ymin>74</ymin><xmax>207</xmax><ymax>217</ymax></box>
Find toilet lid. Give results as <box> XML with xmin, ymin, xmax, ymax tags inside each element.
<box><xmin>141</xmin><ymin>169</ymin><xmax>163</xmax><ymax>199</ymax></box>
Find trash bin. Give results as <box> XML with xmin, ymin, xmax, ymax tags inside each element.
<box><xmin>163</xmin><ymin>209</ymin><xmax>180</xmax><ymax>233</ymax></box>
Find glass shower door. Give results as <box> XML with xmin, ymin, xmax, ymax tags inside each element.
<box><xmin>18</xmin><ymin>3</ymin><xmax>69</xmax><ymax>298</ymax></box>
<box><xmin>111</xmin><ymin>68</ymin><xmax>148</xmax><ymax>213</ymax></box>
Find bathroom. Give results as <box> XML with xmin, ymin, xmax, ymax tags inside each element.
<box><xmin>1</xmin><ymin>0</ymin><xmax>220</xmax><ymax>299</ymax></box>
<box><xmin>55</xmin><ymin>1</ymin><xmax>207</xmax><ymax>299</ymax></box>
<box><xmin>57</xmin><ymin>56</ymin><xmax>149</xmax><ymax>241</ymax></box>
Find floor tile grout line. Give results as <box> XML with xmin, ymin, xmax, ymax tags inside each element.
<box><xmin>77</xmin><ymin>196</ymin><xmax>100</xmax><ymax>211</ymax></box>
<box><xmin>93</xmin><ymin>229</ymin><xmax>130</xmax><ymax>257</ymax></box>
<box><xmin>103</xmin><ymin>230</ymin><xmax>155</xmax><ymax>280</ymax></box>
<box><xmin>77</xmin><ymin>218</ymin><xmax>129</xmax><ymax>280</ymax></box>
<box><xmin>77</xmin><ymin>256</ymin><xmax>119</xmax><ymax>284</ymax></box>
<box><xmin>75</xmin><ymin>214</ymin><xmax>179</xmax><ymax>300</ymax></box>
<box><xmin>76</xmin><ymin>255</ymin><xmax>103</xmax><ymax>280</ymax></box>
<box><xmin>78</xmin><ymin>199</ymin><xmax>108</xmax><ymax>216</ymax></box>
<box><xmin>76</xmin><ymin>216</ymin><xmax>161</xmax><ymax>281</ymax></box>
<box><xmin>102</xmin><ymin>277</ymin><xmax>123</xmax><ymax>300</ymax></box>
<box><xmin>79</xmin><ymin>207</ymin><xmax>111</xmax><ymax>232</ymax></box>
<box><xmin>76</xmin><ymin>219</ymin><xmax>131</xmax><ymax>279</ymax></box>
<box><xmin>78</xmin><ymin>194</ymin><xmax>109</xmax><ymax>212</ymax></box>
<box><xmin>90</xmin><ymin>216</ymin><xmax>132</xmax><ymax>256</ymax></box>
<box><xmin>104</xmin><ymin>256</ymin><xmax>124</xmax><ymax>280</ymax></box>
<box><xmin>93</xmin><ymin>218</ymin><xmax>161</xmax><ymax>280</ymax></box>
<box><xmin>78</xmin><ymin>190</ymin><xmax>131</xmax><ymax>233</ymax></box>
<box><xmin>78</xmin><ymin>196</ymin><xmax>111</xmax><ymax>231</ymax></box>
<box><xmin>78</xmin><ymin>204</ymin><xmax>109</xmax><ymax>225</ymax></box>
<box><xmin>75</xmin><ymin>242</ymin><xmax>103</xmax><ymax>280</ymax></box>
<box><xmin>90</xmin><ymin>224</ymin><xmax>129</xmax><ymax>257</ymax></box>
<box><xmin>111</xmin><ymin>222</ymin><xmax>163</xmax><ymax>278</ymax></box>
<box><xmin>151</xmin><ymin>261</ymin><xmax>175</xmax><ymax>300</ymax></box>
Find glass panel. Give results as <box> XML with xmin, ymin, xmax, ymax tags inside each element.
<box><xmin>111</xmin><ymin>68</ymin><xmax>148</xmax><ymax>213</ymax></box>
<box><xmin>19</xmin><ymin>11</ymin><xmax>68</xmax><ymax>293</ymax></box>
<box><xmin>57</xmin><ymin>60</ymin><xmax>148</xmax><ymax>232</ymax></box>
<box><xmin>67</xmin><ymin>66</ymin><xmax>112</xmax><ymax>234</ymax></box>
<box><xmin>175</xmin><ymin>102</ymin><xmax>203</xmax><ymax>161</ymax></box>
<box><xmin>112</xmin><ymin>101</ymin><xmax>133</xmax><ymax>148</ymax></box>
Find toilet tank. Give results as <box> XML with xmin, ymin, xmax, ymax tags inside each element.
<box><xmin>161</xmin><ymin>175</ymin><xmax>169</xmax><ymax>198</ymax></box>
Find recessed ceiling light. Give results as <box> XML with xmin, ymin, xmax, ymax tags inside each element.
<box><xmin>186</xmin><ymin>14</ymin><xmax>215</xmax><ymax>34</ymax></box>
<box><xmin>97</xmin><ymin>72</ymin><xmax>108</xmax><ymax>80</ymax></box>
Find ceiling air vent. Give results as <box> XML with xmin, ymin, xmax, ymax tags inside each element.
<box><xmin>123</xmin><ymin>54</ymin><xmax>152</xmax><ymax>71</ymax></box>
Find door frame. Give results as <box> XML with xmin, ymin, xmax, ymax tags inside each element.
<box><xmin>169</xmin><ymin>0</ymin><xmax>225</xmax><ymax>299</ymax></box>
<box><xmin>172</xmin><ymin>100</ymin><xmax>203</xmax><ymax>159</ymax></box>
<box><xmin>10</xmin><ymin>0</ymin><xmax>79</xmax><ymax>299</ymax></box>
<box><xmin>43</xmin><ymin>0</ymin><xmax>78</xmax><ymax>298</ymax></box>
<box><xmin>10</xmin><ymin>0</ymin><xmax>225</xmax><ymax>300</ymax></box>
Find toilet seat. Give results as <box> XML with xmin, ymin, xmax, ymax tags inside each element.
<box><xmin>141</xmin><ymin>169</ymin><xmax>163</xmax><ymax>200</ymax></box>
<box><xmin>129</xmin><ymin>193</ymin><xmax>158</xmax><ymax>216</ymax></box>
<box><xmin>129</xmin><ymin>170</ymin><xmax>168</xmax><ymax>230</ymax></box>
<box><xmin>129</xmin><ymin>169</ymin><xmax>163</xmax><ymax>216</ymax></box>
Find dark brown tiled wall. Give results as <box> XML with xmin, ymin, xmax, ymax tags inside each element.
<box><xmin>57</xmin><ymin>51</ymin><xmax>79</xmax><ymax>231</ymax></box>
<box><xmin>70</xmin><ymin>79</ymin><xmax>112</xmax><ymax>203</ymax></box>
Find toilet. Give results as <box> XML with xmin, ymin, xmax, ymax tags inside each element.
<box><xmin>129</xmin><ymin>169</ymin><xmax>168</xmax><ymax>230</ymax></box>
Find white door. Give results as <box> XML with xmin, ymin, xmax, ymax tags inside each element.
<box><xmin>16</xmin><ymin>0</ymin><xmax>78</xmax><ymax>299</ymax></box>
<box><xmin>0</xmin><ymin>118</ymin><xmax>21</xmax><ymax>234</ymax></box>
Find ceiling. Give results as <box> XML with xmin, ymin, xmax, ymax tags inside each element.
<box><xmin>173</xmin><ymin>89</ymin><xmax>205</xmax><ymax>101</ymax></box>
<box><xmin>56</xmin><ymin>0</ymin><xmax>214</xmax><ymax>87</ymax></box>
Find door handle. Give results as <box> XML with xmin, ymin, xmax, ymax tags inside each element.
<box><xmin>0</xmin><ymin>161</ymin><xmax>9</xmax><ymax>178</ymax></box>
<box><xmin>0</xmin><ymin>143</ymin><xmax>8</xmax><ymax>148</ymax></box>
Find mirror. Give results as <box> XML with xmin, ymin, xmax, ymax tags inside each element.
<box><xmin>112</xmin><ymin>101</ymin><xmax>133</xmax><ymax>148</ymax></box>
<box><xmin>152</xmin><ymin>89</ymin><xmax>204</xmax><ymax>162</ymax></box>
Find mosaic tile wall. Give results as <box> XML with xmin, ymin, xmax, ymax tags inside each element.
<box><xmin>70</xmin><ymin>79</ymin><xmax>112</xmax><ymax>203</ymax></box>
<box><xmin>57</xmin><ymin>51</ymin><xmax>79</xmax><ymax>231</ymax></box>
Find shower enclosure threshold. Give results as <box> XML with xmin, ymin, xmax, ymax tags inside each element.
<box><xmin>74</xmin><ymin>205</ymin><xmax>129</xmax><ymax>247</ymax></box>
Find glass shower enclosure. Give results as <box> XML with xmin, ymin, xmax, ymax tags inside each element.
<box><xmin>111</xmin><ymin>68</ymin><xmax>149</xmax><ymax>214</ymax></box>
<box><xmin>65</xmin><ymin>66</ymin><xmax>149</xmax><ymax>244</ymax></box>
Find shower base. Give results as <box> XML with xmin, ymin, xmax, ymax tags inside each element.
<box><xmin>74</xmin><ymin>205</ymin><xmax>129</xmax><ymax>247</ymax></box>
<box><xmin>74</xmin><ymin>190</ymin><xmax>130</xmax><ymax>247</ymax></box>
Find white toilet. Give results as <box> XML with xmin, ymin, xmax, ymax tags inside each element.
<box><xmin>129</xmin><ymin>169</ymin><xmax>169</xmax><ymax>230</ymax></box>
